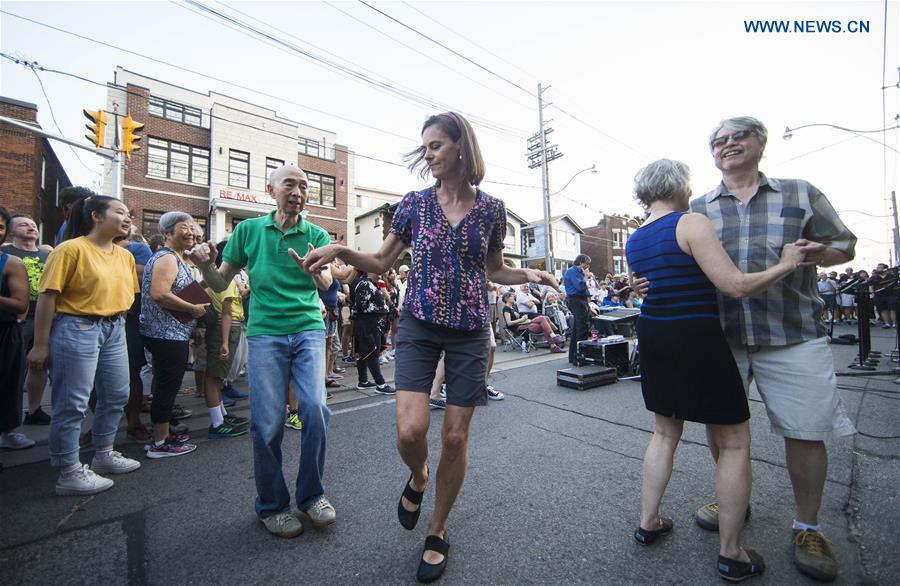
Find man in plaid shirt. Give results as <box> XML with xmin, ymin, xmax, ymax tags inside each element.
<box><xmin>690</xmin><ymin>117</ymin><xmax>856</xmax><ymax>583</ymax></box>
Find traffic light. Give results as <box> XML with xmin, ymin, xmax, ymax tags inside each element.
<box><xmin>83</xmin><ymin>108</ymin><xmax>107</xmax><ymax>149</ymax></box>
<box><xmin>121</xmin><ymin>115</ymin><xmax>144</xmax><ymax>159</ymax></box>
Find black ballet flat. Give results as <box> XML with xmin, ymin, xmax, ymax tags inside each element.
<box><xmin>416</xmin><ymin>534</ymin><xmax>449</xmax><ymax>583</ymax></box>
<box><xmin>398</xmin><ymin>467</ymin><xmax>427</xmax><ymax>530</ymax></box>
<box><xmin>633</xmin><ymin>516</ymin><xmax>674</xmax><ymax>545</ymax></box>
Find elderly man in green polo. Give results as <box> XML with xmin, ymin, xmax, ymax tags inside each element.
<box><xmin>189</xmin><ymin>164</ymin><xmax>334</xmax><ymax>539</ymax></box>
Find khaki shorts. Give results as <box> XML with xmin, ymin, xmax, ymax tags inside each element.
<box><xmin>729</xmin><ymin>337</ymin><xmax>856</xmax><ymax>440</ymax></box>
<box><xmin>206</xmin><ymin>324</ymin><xmax>242</xmax><ymax>380</ymax></box>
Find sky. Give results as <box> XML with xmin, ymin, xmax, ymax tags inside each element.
<box><xmin>1</xmin><ymin>0</ymin><xmax>898</xmax><ymax>269</ymax></box>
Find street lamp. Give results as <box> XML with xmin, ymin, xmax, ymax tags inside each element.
<box><xmin>783</xmin><ymin>118</ymin><xmax>900</xmax><ymax>153</ymax></box>
<box><xmin>783</xmin><ymin>117</ymin><xmax>900</xmax><ymax>261</ymax></box>
<box><xmin>551</xmin><ymin>164</ymin><xmax>597</xmax><ymax>196</ymax></box>
<box><xmin>542</xmin><ymin>164</ymin><xmax>598</xmax><ymax>275</ymax></box>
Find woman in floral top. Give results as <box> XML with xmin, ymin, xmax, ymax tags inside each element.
<box><xmin>301</xmin><ymin>111</ymin><xmax>557</xmax><ymax>583</ymax></box>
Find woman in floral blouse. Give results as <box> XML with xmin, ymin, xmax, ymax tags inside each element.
<box><xmin>301</xmin><ymin>111</ymin><xmax>557</xmax><ymax>583</ymax></box>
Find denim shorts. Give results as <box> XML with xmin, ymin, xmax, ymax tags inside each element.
<box><xmin>394</xmin><ymin>310</ymin><xmax>491</xmax><ymax>407</ymax></box>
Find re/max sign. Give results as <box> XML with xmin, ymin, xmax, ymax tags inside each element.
<box><xmin>218</xmin><ymin>189</ymin><xmax>275</xmax><ymax>205</ymax></box>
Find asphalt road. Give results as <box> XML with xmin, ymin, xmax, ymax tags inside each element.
<box><xmin>1</xmin><ymin>325</ymin><xmax>897</xmax><ymax>585</ymax></box>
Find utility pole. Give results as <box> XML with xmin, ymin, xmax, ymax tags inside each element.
<box><xmin>891</xmin><ymin>191</ymin><xmax>899</xmax><ymax>266</ymax></box>
<box><xmin>526</xmin><ymin>83</ymin><xmax>563</xmax><ymax>274</ymax></box>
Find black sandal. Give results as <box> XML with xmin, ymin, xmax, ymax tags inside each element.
<box><xmin>633</xmin><ymin>516</ymin><xmax>674</xmax><ymax>545</ymax></box>
<box><xmin>398</xmin><ymin>467</ymin><xmax>427</xmax><ymax>530</ymax></box>
<box><xmin>717</xmin><ymin>548</ymin><xmax>765</xmax><ymax>582</ymax></box>
<box><xmin>416</xmin><ymin>534</ymin><xmax>449</xmax><ymax>583</ymax></box>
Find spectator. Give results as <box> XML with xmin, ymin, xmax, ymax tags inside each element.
<box><xmin>141</xmin><ymin>211</ymin><xmax>204</xmax><ymax>458</ymax></box>
<box><xmin>54</xmin><ymin>186</ymin><xmax>94</xmax><ymax>246</ymax></box>
<box><xmin>502</xmin><ymin>291</ymin><xmax>564</xmax><ymax>352</ymax></box>
<box><xmin>4</xmin><ymin>214</ymin><xmax>52</xmax><ymax>425</ymax></box>
<box><xmin>515</xmin><ymin>283</ymin><xmax>540</xmax><ymax>317</ymax></box>
<box><xmin>29</xmin><ymin>196</ymin><xmax>142</xmax><ymax>494</ymax></box>
<box><xmin>0</xmin><ymin>207</ymin><xmax>31</xmax><ymax>450</ymax></box>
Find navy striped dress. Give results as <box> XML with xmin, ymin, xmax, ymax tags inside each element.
<box><xmin>625</xmin><ymin>212</ymin><xmax>748</xmax><ymax>424</ymax></box>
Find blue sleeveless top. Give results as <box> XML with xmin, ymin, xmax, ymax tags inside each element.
<box><xmin>625</xmin><ymin>212</ymin><xmax>719</xmax><ymax>321</ymax></box>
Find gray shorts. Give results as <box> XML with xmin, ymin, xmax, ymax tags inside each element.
<box><xmin>730</xmin><ymin>337</ymin><xmax>856</xmax><ymax>440</ymax></box>
<box><xmin>394</xmin><ymin>311</ymin><xmax>491</xmax><ymax>407</ymax></box>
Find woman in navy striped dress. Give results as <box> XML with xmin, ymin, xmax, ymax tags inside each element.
<box><xmin>625</xmin><ymin>159</ymin><xmax>802</xmax><ymax>581</ymax></box>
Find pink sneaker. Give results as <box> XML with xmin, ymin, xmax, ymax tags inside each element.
<box><xmin>550</xmin><ymin>345</ymin><xmax>565</xmax><ymax>353</ymax></box>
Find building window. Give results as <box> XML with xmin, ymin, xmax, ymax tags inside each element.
<box><xmin>613</xmin><ymin>255</ymin><xmax>627</xmax><ymax>275</ymax></box>
<box><xmin>143</xmin><ymin>210</ymin><xmax>206</xmax><ymax>238</ymax></box>
<box><xmin>41</xmin><ymin>157</ymin><xmax>46</xmax><ymax>190</ymax></box>
<box><xmin>229</xmin><ymin>149</ymin><xmax>250</xmax><ymax>189</ymax></box>
<box><xmin>374</xmin><ymin>216</ymin><xmax>380</xmax><ymax>228</ymax></box>
<box><xmin>306</xmin><ymin>171</ymin><xmax>336</xmax><ymax>207</ymax></box>
<box><xmin>147</xmin><ymin>137</ymin><xmax>209</xmax><ymax>185</ymax></box>
<box><xmin>298</xmin><ymin>136</ymin><xmax>335</xmax><ymax>161</ymax></box>
<box><xmin>148</xmin><ymin>96</ymin><xmax>202</xmax><ymax>127</ymax></box>
<box><xmin>355</xmin><ymin>224</ymin><xmax>360</xmax><ymax>235</ymax></box>
<box><xmin>612</xmin><ymin>230</ymin><xmax>623</xmax><ymax>248</ymax></box>
<box><xmin>265</xmin><ymin>157</ymin><xmax>284</xmax><ymax>183</ymax></box>
<box><xmin>504</xmin><ymin>222</ymin><xmax>517</xmax><ymax>254</ymax></box>
<box><xmin>328</xmin><ymin>232</ymin><xmax>338</xmax><ymax>242</ymax></box>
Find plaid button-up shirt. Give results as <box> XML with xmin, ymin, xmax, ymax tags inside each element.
<box><xmin>690</xmin><ymin>174</ymin><xmax>856</xmax><ymax>346</ymax></box>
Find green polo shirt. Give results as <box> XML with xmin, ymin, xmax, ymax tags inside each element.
<box><xmin>222</xmin><ymin>212</ymin><xmax>330</xmax><ymax>336</ymax></box>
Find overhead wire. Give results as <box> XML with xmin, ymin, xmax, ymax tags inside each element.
<box><xmin>178</xmin><ymin>0</ymin><xmax>528</xmax><ymax>139</ymax></box>
<box><xmin>0</xmin><ymin>15</ymin><xmax>535</xmax><ymax>181</ymax></box>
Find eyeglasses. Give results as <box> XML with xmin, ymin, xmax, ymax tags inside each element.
<box><xmin>711</xmin><ymin>129</ymin><xmax>754</xmax><ymax>149</ymax></box>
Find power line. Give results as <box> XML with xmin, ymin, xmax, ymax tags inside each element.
<box><xmin>1</xmin><ymin>52</ymin><xmax>538</xmax><ymax>211</ymax></box>
<box><xmin>356</xmin><ymin>0</ymin><xmax>537</xmax><ymax>99</ymax></box>
<box><xmin>19</xmin><ymin>59</ymin><xmax>101</xmax><ymax>177</ymax></box>
<box><xmin>0</xmin><ymin>11</ymin><xmax>537</xmax><ymax>181</ymax></box>
<box><xmin>320</xmin><ymin>0</ymin><xmax>534</xmax><ymax>116</ymax></box>
<box><xmin>177</xmin><ymin>0</ymin><xmax>527</xmax><ymax>139</ymax></box>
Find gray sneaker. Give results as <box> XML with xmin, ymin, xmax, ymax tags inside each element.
<box><xmin>695</xmin><ymin>501</ymin><xmax>752</xmax><ymax>532</ymax></box>
<box><xmin>261</xmin><ymin>511</ymin><xmax>303</xmax><ymax>538</ymax></box>
<box><xmin>91</xmin><ymin>451</ymin><xmax>141</xmax><ymax>474</ymax></box>
<box><xmin>303</xmin><ymin>496</ymin><xmax>337</xmax><ymax>528</ymax></box>
<box><xmin>793</xmin><ymin>530</ymin><xmax>838</xmax><ymax>582</ymax></box>
<box><xmin>56</xmin><ymin>464</ymin><xmax>114</xmax><ymax>496</ymax></box>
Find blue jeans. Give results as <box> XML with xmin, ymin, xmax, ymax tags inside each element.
<box><xmin>247</xmin><ymin>330</ymin><xmax>329</xmax><ymax>518</ymax></box>
<box><xmin>48</xmin><ymin>314</ymin><xmax>129</xmax><ymax>467</ymax></box>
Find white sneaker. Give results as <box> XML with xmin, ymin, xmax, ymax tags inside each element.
<box><xmin>56</xmin><ymin>464</ymin><xmax>114</xmax><ymax>496</ymax></box>
<box><xmin>379</xmin><ymin>355</ymin><xmax>389</xmax><ymax>364</ymax></box>
<box><xmin>303</xmin><ymin>496</ymin><xmax>337</xmax><ymax>528</ymax></box>
<box><xmin>91</xmin><ymin>450</ymin><xmax>141</xmax><ymax>474</ymax></box>
<box><xmin>0</xmin><ymin>432</ymin><xmax>35</xmax><ymax>450</ymax></box>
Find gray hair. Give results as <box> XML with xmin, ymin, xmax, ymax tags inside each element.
<box><xmin>633</xmin><ymin>159</ymin><xmax>692</xmax><ymax>208</ymax></box>
<box><xmin>708</xmin><ymin>116</ymin><xmax>768</xmax><ymax>149</ymax></box>
<box><xmin>158</xmin><ymin>211</ymin><xmax>193</xmax><ymax>236</ymax></box>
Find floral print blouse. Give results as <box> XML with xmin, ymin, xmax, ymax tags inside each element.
<box><xmin>390</xmin><ymin>186</ymin><xmax>506</xmax><ymax>331</ymax></box>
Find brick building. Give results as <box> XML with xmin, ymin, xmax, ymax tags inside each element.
<box><xmin>0</xmin><ymin>96</ymin><xmax>72</xmax><ymax>243</ymax></box>
<box><xmin>581</xmin><ymin>213</ymin><xmax>642</xmax><ymax>276</ymax></box>
<box><xmin>103</xmin><ymin>68</ymin><xmax>352</xmax><ymax>242</ymax></box>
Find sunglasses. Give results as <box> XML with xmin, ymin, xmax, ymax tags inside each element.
<box><xmin>711</xmin><ymin>129</ymin><xmax>754</xmax><ymax>149</ymax></box>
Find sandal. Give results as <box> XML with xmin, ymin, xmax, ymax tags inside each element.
<box><xmin>633</xmin><ymin>516</ymin><xmax>674</xmax><ymax>545</ymax></box>
<box><xmin>717</xmin><ymin>548</ymin><xmax>765</xmax><ymax>582</ymax></box>
<box><xmin>416</xmin><ymin>534</ymin><xmax>449</xmax><ymax>584</ymax></box>
<box><xmin>398</xmin><ymin>466</ymin><xmax>427</xmax><ymax>530</ymax></box>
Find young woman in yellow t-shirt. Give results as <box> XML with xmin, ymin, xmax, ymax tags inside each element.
<box><xmin>27</xmin><ymin>195</ymin><xmax>142</xmax><ymax>496</ymax></box>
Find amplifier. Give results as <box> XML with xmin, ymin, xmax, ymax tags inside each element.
<box><xmin>576</xmin><ymin>340</ymin><xmax>630</xmax><ymax>375</ymax></box>
<box><xmin>557</xmin><ymin>365</ymin><xmax>618</xmax><ymax>390</ymax></box>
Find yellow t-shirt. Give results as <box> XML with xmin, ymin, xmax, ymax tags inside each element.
<box><xmin>205</xmin><ymin>280</ymin><xmax>245</xmax><ymax>323</ymax></box>
<box><xmin>39</xmin><ymin>237</ymin><xmax>139</xmax><ymax>316</ymax></box>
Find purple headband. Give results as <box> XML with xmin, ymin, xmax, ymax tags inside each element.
<box><xmin>441</xmin><ymin>112</ymin><xmax>462</xmax><ymax>129</ymax></box>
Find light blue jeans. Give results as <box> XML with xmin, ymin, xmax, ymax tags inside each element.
<box><xmin>247</xmin><ymin>330</ymin><xmax>330</xmax><ymax>518</ymax></box>
<box><xmin>48</xmin><ymin>314</ymin><xmax>129</xmax><ymax>467</ymax></box>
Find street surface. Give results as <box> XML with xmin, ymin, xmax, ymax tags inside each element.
<box><xmin>1</xmin><ymin>324</ymin><xmax>897</xmax><ymax>585</ymax></box>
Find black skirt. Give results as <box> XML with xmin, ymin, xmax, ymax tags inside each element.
<box><xmin>0</xmin><ymin>321</ymin><xmax>25</xmax><ymax>432</ymax></box>
<box><xmin>637</xmin><ymin>316</ymin><xmax>749</xmax><ymax>425</ymax></box>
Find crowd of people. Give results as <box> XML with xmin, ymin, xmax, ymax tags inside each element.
<box><xmin>0</xmin><ymin>112</ymin><xmax>867</xmax><ymax>584</ymax></box>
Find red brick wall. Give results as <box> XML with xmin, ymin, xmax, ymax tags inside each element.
<box><xmin>122</xmin><ymin>84</ymin><xmax>210</xmax><ymax>235</ymax></box>
<box><xmin>298</xmin><ymin>144</ymin><xmax>349</xmax><ymax>240</ymax></box>
<box><xmin>0</xmin><ymin>98</ymin><xmax>72</xmax><ymax>243</ymax></box>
